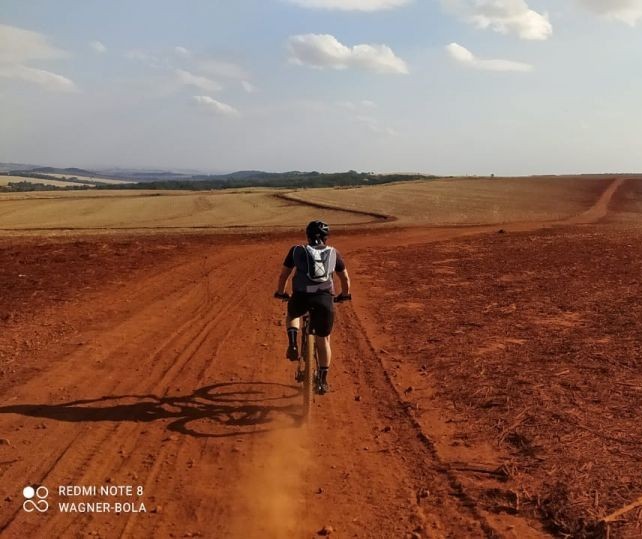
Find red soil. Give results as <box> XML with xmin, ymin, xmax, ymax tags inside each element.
<box><xmin>0</xmin><ymin>178</ymin><xmax>640</xmax><ymax>538</ymax></box>
<box><xmin>358</xmin><ymin>224</ymin><xmax>642</xmax><ymax>538</ymax></box>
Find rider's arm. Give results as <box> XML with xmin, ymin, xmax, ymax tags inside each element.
<box><xmin>336</xmin><ymin>269</ymin><xmax>350</xmax><ymax>296</ymax></box>
<box><xmin>276</xmin><ymin>265</ymin><xmax>293</xmax><ymax>295</ymax></box>
<box><xmin>276</xmin><ymin>246</ymin><xmax>296</xmax><ymax>295</ymax></box>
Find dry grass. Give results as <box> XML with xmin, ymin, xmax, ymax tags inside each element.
<box><xmin>0</xmin><ymin>176</ymin><xmax>627</xmax><ymax>232</ymax></box>
<box><xmin>0</xmin><ymin>189</ymin><xmax>368</xmax><ymax>231</ymax></box>
<box><xmin>289</xmin><ymin>177</ymin><xmax>612</xmax><ymax>225</ymax></box>
<box><xmin>0</xmin><ymin>175</ymin><xmax>88</xmax><ymax>188</ymax></box>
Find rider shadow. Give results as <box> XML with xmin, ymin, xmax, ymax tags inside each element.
<box><xmin>0</xmin><ymin>382</ymin><xmax>304</xmax><ymax>438</ymax></box>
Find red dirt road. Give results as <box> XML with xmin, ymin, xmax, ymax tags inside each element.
<box><xmin>0</xmin><ymin>178</ymin><xmax>640</xmax><ymax>538</ymax></box>
<box><xmin>0</xmin><ymin>234</ymin><xmax>490</xmax><ymax>538</ymax></box>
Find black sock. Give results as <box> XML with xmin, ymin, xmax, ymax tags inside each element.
<box><xmin>319</xmin><ymin>366</ymin><xmax>329</xmax><ymax>383</ymax></box>
<box><xmin>287</xmin><ymin>328</ymin><xmax>298</xmax><ymax>347</ymax></box>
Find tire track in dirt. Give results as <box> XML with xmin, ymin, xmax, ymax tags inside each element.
<box><xmin>142</xmin><ymin>247</ymin><xmax>312</xmax><ymax>538</ymax></box>
<box><xmin>347</xmin><ymin>306</ymin><xmax>499</xmax><ymax>534</ymax></box>
<box><xmin>316</xmin><ymin>306</ymin><xmax>495</xmax><ymax>537</ymax></box>
<box><xmin>0</xmin><ymin>245</ymin><xmax>262</xmax><ymax>536</ymax></box>
<box><xmin>118</xmin><ymin>266</ymin><xmax>269</xmax><ymax>538</ymax></box>
<box><xmin>41</xmin><ymin>250</ymin><xmax>264</xmax><ymax>538</ymax></box>
<box><xmin>2</xmin><ymin>241</ymin><xmax>312</xmax><ymax>539</ymax></box>
<box><xmin>0</xmin><ymin>233</ymin><xmax>486</xmax><ymax>537</ymax></box>
<box><xmin>563</xmin><ymin>177</ymin><xmax>625</xmax><ymax>224</ymax></box>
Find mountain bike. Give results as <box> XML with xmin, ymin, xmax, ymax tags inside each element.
<box><xmin>275</xmin><ymin>292</ymin><xmax>351</xmax><ymax>421</ymax></box>
<box><xmin>297</xmin><ymin>311</ymin><xmax>318</xmax><ymax>420</ymax></box>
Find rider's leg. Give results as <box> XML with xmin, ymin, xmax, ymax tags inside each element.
<box><xmin>315</xmin><ymin>335</ymin><xmax>331</xmax><ymax>368</ymax></box>
<box><xmin>309</xmin><ymin>295</ymin><xmax>334</xmax><ymax>392</ymax></box>
<box><xmin>286</xmin><ymin>314</ymin><xmax>301</xmax><ymax>330</ymax></box>
<box><xmin>285</xmin><ymin>315</ymin><xmax>301</xmax><ymax>360</ymax></box>
<box><xmin>286</xmin><ymin>294</ymin><xmax>306</xmax><ymax>361</ymax></box>
<box><xmin>316</xmin><ymin>335</ymin><xmax>331</xmax><ymax>393</ymax></box>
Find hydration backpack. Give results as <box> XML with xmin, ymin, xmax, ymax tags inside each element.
<box><xmin>304</xmin><ymin>245</ymin><xmax>335</xmax><ymax>283</ymax></box>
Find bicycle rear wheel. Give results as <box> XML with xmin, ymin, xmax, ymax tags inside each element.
<box><xmin>302</xmin><ymin>326</ymin><xmax>315</xmax><ymax>421</ymax></box>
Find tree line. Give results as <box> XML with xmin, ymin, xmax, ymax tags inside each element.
<box><xmin>0</xmin><ymin>171</ymin><xmax>440</xmax><ymax>193</ymax></box>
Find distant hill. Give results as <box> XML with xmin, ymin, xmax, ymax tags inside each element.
<box><xmin>0</xmin><ymin>162</ymin><xmax>438</xmax><ymax>192</ymax></box>
<box><xmin>89</xmin><ymin>169</ymin><xmax>321</xmax><ymax>183</ymax></box>
<box><xmin>0</xmin><ymin>162</ymin><xmax>42</xmax><ymax>173</ymax></box>
<box><xmin>31</xmin><ymin>166</ymin><xmax>94</xmax><ymax>175</ymax></box>
<box><xmin>93</xmin><ymin>170</ymin><xmax>436</xmax><ymax>191</ymax></box>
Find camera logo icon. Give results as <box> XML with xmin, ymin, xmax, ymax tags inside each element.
<box><xmin>22</xmin><ymin>486</ymin><xmax>49</xmax><ymax>512</ymax></box>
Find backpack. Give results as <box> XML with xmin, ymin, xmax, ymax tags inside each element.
<box><xmin>304</xmin><ymin>245</ymin><xmax>334</xmax><ymax>283</ymax></box>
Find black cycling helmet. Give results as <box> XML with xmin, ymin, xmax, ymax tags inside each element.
<box><xmin>306</xmin><ymin>220</ymin><xmax>329</xmax><ymax>245</ymax></box>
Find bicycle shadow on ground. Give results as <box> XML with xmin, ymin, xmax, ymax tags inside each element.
<box><xmin>0</xmin><ymin>382</ymin><xmax>304</xmax><ymax>438</ymax></box>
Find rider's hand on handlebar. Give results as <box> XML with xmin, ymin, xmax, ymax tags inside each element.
<box><xmin>334</xmin><ymin>293</ymin><xmax>352</xmax><ymax>303</ymax></box>
<box><xmin>274</xmin><ymin>291</ymin><xmax>290</xmax><ymax>301</ymax></box>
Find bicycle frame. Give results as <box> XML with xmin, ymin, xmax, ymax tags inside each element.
<box><xmin>281</xmin><ymin>294</ymin><xmax>350</xmax><ymax>421</ymax></box>
<box><xmin>298</xmin><ymin>313</ymin><xmax>318</xmax><ymax>421</ymax></box>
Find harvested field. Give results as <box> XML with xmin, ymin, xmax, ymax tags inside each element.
<box><xmin>0</xmin><ymin>189</ymin><xmax>370</xmax><ymax>231</ymax></box>
<box><xmin>287</xmin><ymin>177</ymin><xmax>613</xmax><ymax>225</ymax></box>
<box><xmin>0</xmin><ymin>176</ymin><xmax>621</xmax><ymax>233</ymax></box>
<box><xmin>0</xmin><ymin>175</ymin><xmax>87</xmax><ymax>188</ymax></box>
<box><xmin>0</xmin><ymin>189</ymin><xmax>187</xmax><ymax>200</ymax></box>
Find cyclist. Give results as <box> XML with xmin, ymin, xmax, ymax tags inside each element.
<box><xmin>274</xmin><ymin>220</ymin><xmax>351</xmax><ymax>394</ymax></box>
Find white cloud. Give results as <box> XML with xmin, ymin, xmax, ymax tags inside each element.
<box><xmin>125</xmin><ymin>49</ymin><xmax>148</xmax><ymax>62</ymax></box>
<box><xmin>355</xmin><ymin>115</ymin><xmax>398</xmax><ymax>136</ymax></box>
<box><xmin>441</xmin><ymin>0</ymin><xmax>552</xmax><ymax>40</ymax></box>
<box><xmin>0</xmin><ymin>64</ymin><xmax>77</xmax><ymax>91</ymax></box>
<box><xmin>175</xmin><ymin>69</ymin><xmax>222</xmax><ymax>92</ymax></box>
<box><xmin>241</xmin><ymin>80</ymin><xmax>256</xmax><ymax>93</ymax></box>
<box><xmin>196</xmin><ymin>58</ymin><xmax>249</xmax><ymax>80</ymax></box>
<box><xmin>288</xmin><ymin>34</ymin><xmax>408</xmax><ymax>74</ymax></box>
<box><xmin>334</xmin><ymin>101</ymin><xmax>394</xmax><ymax>135</ymax></box>
<box><xmin>0</xmin><ymin>24</ymin><xmax>77</xmax><ymax>92</ymax></box>
<box><xmin>338</xmin><ymin>99</ymin><xmax>377</xmax><ymax>110</ymax></box>
<box><xmin>338</xmin><ymin>101</ymin><xmax>357</xmax><ymax>110</ymax></box>
<box><xmin>126</xmin><ymin>49</ymin><xmax>257</xmax><ymax>101</ymax></box>
<box><xmin>0</xmin><ymin>24</ymin><xmax>67</xmax><ymax>63</ymax></box>
<box><xmin>192</xmin><ymin>95</ymin><xmax>239</xmax><ymax>116</ymax></box>
<box><xmin>576</xmin><ymin>0</ymin><xmax>642</xmax><ymax>25</ymax></box>
<box><xmin>286</xmin><ymin>0</ymin><xmax>410</xmax><ymax>10</ymax></box>
<box><xmin>90</xmin><ymin>41</ymin><xmax>107</xmax><ymax>54</ymax></box>
<box><xmin>174</xmin><ymin>46</ymin><xmax>191</xmax><ymax>57</ymax></box>
<box><xmin>446</xmin><ymin>42</ymin><xmax>533</xmax><ymax>72</ymax></box>
<box><xmin>127</xmin><ymin>48</ymin><xmax>254</xmax><ymax>96</ymax></box>
<box><xmin>125</xmin><ymin>49</ymin><xmax>169</xmax><ymax>69</ymax></box>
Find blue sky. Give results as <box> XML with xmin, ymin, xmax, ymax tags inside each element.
<box><xmin>1</xmin><ymin>0</ymin><xmax>642</xmax><ymax>174</ymax></box>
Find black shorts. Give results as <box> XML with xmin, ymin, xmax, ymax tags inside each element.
<box><xmin>287</xmin><ymin>292</ymin><xmax>335</xmax><ymax>337</ymax></box>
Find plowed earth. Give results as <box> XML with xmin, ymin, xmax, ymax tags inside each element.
<box><xmin>0</xmin><ymin>179</ymin><xmax>640</xmax><ymax>538</ymax></box>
